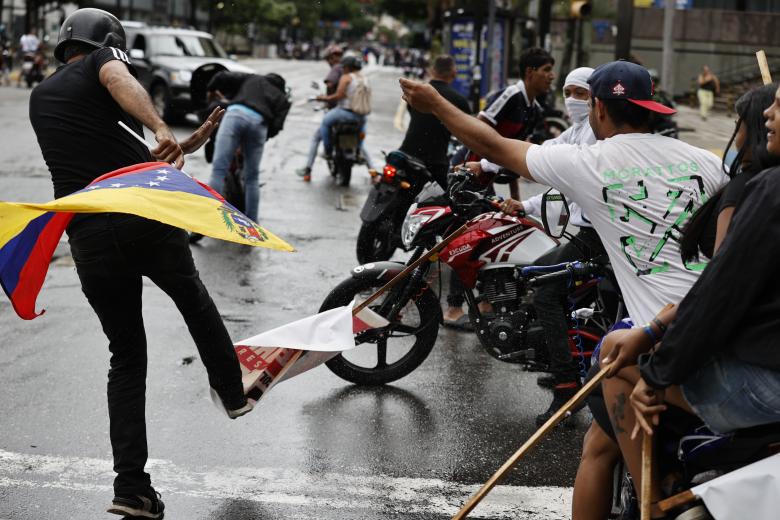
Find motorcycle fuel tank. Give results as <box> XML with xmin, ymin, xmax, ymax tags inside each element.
<box><xmin>440</xmin><ymin>212</ymin><xmax>558</xmax><ymax>287</ymax></box>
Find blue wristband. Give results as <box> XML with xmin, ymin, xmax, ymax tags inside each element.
<box><xmin>642</xmin><ymin>324</ymin><xmax>659</xmax><ymax>344</ymax></box>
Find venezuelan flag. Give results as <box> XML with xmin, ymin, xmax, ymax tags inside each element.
<box><xmin>0</xmin><ymin>161</ymin><xmax>293</xmax><ymax>320</ymax></box>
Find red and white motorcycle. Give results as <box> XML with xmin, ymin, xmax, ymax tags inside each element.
<box><xmin>319</xmin><ymin>170</ymin><xmax>622</xmax><ymax>385</ymax></box>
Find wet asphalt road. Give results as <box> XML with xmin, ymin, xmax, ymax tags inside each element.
<box><xmin>0</xmin><ymin>59</ymin><xmax>583</xmax><ymax>520</ymax></box>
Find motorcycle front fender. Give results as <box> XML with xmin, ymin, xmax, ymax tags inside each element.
<box><xmin>350</xmin><ymin>261</ymin><xmax>406</xmax><ymax>283</ymax></box>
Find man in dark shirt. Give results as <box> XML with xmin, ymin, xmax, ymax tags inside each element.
<box><xmin>296</xmin><ymin>44</ymin><xmax>345</xmax><ymax>181</ymax></box>
<box><xmin>28</xmin><ymin>8</ymin><xmax>248</xmax><ymax>519</ymax></box>
<box><xmin>207</xmin><ymin>70</ymin><xmax>290</xmax><ymax>222</ymax></box>
<box><xmin>400</xmin><ymin>54</ymin><xmax>471</xmax><ymax>189</ymax></box>
<box><xmin>453</xmin><ymin>47</ymin><xmax>554</xmax><ymax>200</ymax></box>
<box><xmin>443</xmin><ymin>49</ymin><xmax>554</xmax><ymax>328</ymax></box>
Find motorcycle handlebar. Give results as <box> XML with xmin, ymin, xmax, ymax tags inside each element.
<box><xmin>522</xmin><ymin>261</ymin><xmax>603</xmax><ymax>287</ymax></box>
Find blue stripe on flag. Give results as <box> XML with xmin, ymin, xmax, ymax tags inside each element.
<box><xmin>0</xmin><ymin>212</ymin><xmax>56</xmax><ymax>296</ymax></box>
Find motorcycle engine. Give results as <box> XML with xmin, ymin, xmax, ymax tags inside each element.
<box><xmin>473</xmin><ymin>267</ymin><xmax>546</xmax><ymax>362</ymax></box>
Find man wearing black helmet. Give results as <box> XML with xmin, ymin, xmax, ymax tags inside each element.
<box><xmin>205</xmin><ymin>69</ymin><xmax>291</xmax><ymax>222</ymax></box>
<box><xmin>28</xmin><ymin>8</ymin><xmax>248</xmax><ymax>519</ymax></box>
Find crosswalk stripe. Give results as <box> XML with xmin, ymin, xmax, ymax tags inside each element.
<box><xmin>0</xmin><ymin>449</ymin><xmax>571</xmax><ymax>518</ymax></box>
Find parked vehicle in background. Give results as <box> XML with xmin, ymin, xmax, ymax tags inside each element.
<box><xmin>121</xmin><ymin>21</ymin><xmax>253</xmax><ymax>121</ymax></box>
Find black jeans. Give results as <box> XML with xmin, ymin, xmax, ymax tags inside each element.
<box><xmin>68</xmin><ymin>214</ymin><xmax>244</xmax><ymax>497</ymax></box>
<box><xmin>533</xmin><ymin>227</ymin><xmax>605</xmax><ymax>384</ymax></box>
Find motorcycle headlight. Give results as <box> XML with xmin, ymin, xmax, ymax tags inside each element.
<box><xmin>170</xmin><ymin>69</ymin><xmax>192</xmax><ymax>85</ymax></box>
<box><xmin>401</xmin><ymin>204</ymin><xmax>430</xmax><ymax>248</ymax></box>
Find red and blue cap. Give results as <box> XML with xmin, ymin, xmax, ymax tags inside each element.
<box><xmin>588</xmin><ymin>60</ymin><xmax>676</xmax><ymax>115</ymax></box>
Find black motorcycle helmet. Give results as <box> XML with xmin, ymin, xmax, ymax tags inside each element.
<box><xmin>54</xmin><ymin>8</ymin><xmax>126</xmax><ymax>63</ymax></box>
<box><xmin>340</xmin><ymin>55</ymin><xmax>363</xmax><ymax>71</ymax></box>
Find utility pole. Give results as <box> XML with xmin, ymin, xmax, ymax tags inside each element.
<box><xmin>614</xmin><ymin>0</ymin><xmax>634</xmax><ymax>60</ymax></box>
<box><xmin>661</xmin><ymin>0</ymin><xmax>675</xmax><ymax>95</ymax></box>
<box><xmin>485</xmin><ymin>0</ymin><xmax>496</xmax><ymax>94</ymax></box>
<box><xmin>538</xmin><ymin>0</ymin><xmax>552</xmax><ymax>50</ymax></box>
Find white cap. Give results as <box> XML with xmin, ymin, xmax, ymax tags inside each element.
<box><xmin>564</xmin><ymin>67</ymin><xmax>594</xmax><ymax>91</ymax></box>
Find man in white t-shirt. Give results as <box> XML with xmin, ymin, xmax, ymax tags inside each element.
<box><xmin>400</xmin><ymin>60</ymin><xmax>728</xmax><ymax>520</ymax></box>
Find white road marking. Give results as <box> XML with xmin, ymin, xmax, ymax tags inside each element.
<box><xmin>0</xmin><ymin>449</ymin><xmax>571</xmax><ymax>518</ymax></box>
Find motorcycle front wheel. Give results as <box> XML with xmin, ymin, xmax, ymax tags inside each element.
<box><xmin>319</xmin><ymin>276</ymin><xmax>440</xmax><ymax>385</ymax></box>
<box><xmin>356</xmin><ymin>219</ymin><xmax>398</xmax><ymax>264</ymax></box>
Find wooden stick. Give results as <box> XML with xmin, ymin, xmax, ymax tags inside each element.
<box><xmin>641</xmin><ymin>432</ymin><xmax>653</xmax><ymax>520</ymax></box>
<box><xmin>352</xmin><ymin>223</ymin><xmax>469</xmax><ymax>316</ymax></box>
<box><xmin>452</xmin><ymin>366</ymin><xmax>610</xmax><ymax>520</ymax></box>
<box><xmin>756</xmin><ymin>50</ymin><xmax>773</xmax><ymax>85</ymax></box>
<box><xmin>658</xmin><ymin>489</ymin><xmax>696</xmax><ymax>512</ymax></box>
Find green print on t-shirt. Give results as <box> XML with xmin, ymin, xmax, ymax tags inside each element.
<box><xmin>601</xmin><ymin>161</ymin><xmax>701</xmax><ymax>183</ymax></box>
<box><xmin>602</xmin><ymin>175</ymin><xmax>708</xmax><ymax>276</ymax></box>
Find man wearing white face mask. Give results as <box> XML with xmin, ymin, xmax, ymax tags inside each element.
<box><xmin>477</xmin><ymin>68</ymin><xmax>604</xmax><ymax>425</ymax></box>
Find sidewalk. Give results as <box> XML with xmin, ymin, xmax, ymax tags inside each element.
<box><xmin>675</xmin><ymin>104</ymin><xmax>735</xmax><ymax>156</ymax></box>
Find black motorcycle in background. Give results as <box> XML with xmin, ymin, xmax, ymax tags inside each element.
<box><xmin>306</xmin><ymin>81</ymin><xmax>366</xmax><ymax>187</ymax></box>
<box><xmin>356</xmin><ymin>150</ymin><xmax>433</xmax><ymax>263</ymax></box>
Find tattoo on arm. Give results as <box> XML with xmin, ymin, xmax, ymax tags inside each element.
<box><xmin>611</xmin><ymin>393</ymin><xmax>627</xmax><ymax>434</ymax></box>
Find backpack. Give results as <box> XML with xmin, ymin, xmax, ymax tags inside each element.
<box><xmin>349</xmin><ymin>73</ymin><xmax>371</xmax><ymax>115</ymax></box>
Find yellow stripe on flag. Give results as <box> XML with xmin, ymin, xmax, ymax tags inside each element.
<box><xmin>3</xmin><ymin>188</ymin><xmax>294</xmax><ymax>251</ymax></box>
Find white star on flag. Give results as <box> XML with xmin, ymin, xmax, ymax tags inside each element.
<box><xmin>155</xmin><ymin>175</ymin><xmax>169</xmax><ymax>181</ymax></box>
<box><xmin>147</xmin><ymin>181</ymin><xmax>160</xmax><ymax>187</ymax></box>
<box><xmin>86</xmin><ymin>185</ymin><xmax>101</xmax><ymax>190</ymax></box>
<box><xmin>110</xmin><ymin>183</ymin><xmax>124</xmax><ymax>188</ymax></box>
<box><xmin>155</xmin><ymin>169</ymin><xmax>169</xmax><ymax>175</ymax></box>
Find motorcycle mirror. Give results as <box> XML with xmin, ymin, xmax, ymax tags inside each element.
<box><xmin>540</xmin><ymin>188</ymin><xmax>570</xmax><ymax>239</ymax></box>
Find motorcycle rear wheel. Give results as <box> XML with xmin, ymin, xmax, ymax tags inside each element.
<box><xmin>335</xmin><ymin>159</ymin><xmax>352</xmax><ymax>187</ymax></box>
<box><xmin>356</xmin><ymin>219</ymin><xmax>398</xmax><ymax>264</ymax></box>
<box><xmin>319</xmin><ymin>276</ymin><xmax>440</xmax><ymax>385</ymax></box>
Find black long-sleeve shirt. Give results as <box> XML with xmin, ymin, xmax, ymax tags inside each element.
<box><xmin>207</xmin><ymin>71</ymin><xmax>290</xmax><ymax>137</ymax></box>
<box><xmin>640</xmin><ymin>167</ymin><xmax>780</xmax><ymax>389</ymax></box>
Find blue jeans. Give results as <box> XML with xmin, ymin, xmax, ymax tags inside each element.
<box><xmin>320</xmin><ymin>107</ymin><xmax>364</xmax><ymax>156</ymax></box>
<box><xmin>304</xmin><ymin>127</ymin><xmax>322</xmax><ymax>170</ymax></box>
<box><xmin>682</xmin><ymin>356</ymin><xmax>780</xmax><ymax>434</ymax></box>
<box><xmin>210</xmin><ymin>105</ymin><xmax>267</xmax><ymax>222</ymax></box>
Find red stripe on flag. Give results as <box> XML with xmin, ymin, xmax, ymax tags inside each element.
<box><xmin>11</xmin><ymin>212</ymin><xmax>73</xmax><ymax>320</ymax></box>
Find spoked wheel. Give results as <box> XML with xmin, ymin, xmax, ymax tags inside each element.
<box><xmin>356</xmin><ymin>219</ymin><xmax>398</xmax><ymax>264</ymax></box>
<box><xmin>319</xmin><ymin>276</ymin><xmax>440</xmax><ymax>385</ymax></box>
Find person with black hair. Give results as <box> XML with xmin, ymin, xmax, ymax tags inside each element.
<box><xmin>207</xmin><ymin>70</ymin><xmax>291</xmax><ymax>222</ymax></box>
<box><xmin>400</xmin><ymin>60</ymin><xmax>729</xmax><ymax>520</ymax></box>
<box><xmin>597</xmin><ymin>83</ymin><xmax>780</xmax><ymax>518</ymax></box>
<box><xmin>443</xmin><ymin>46</ymin><xmax>554</xmax><ymax>327</ymax></box>
<box><xmin>400</xmin><ymin>55</ymin><xmax>471</xmax><ymax>189</ymax></box>
<box><xmin>29</xmin><ymin>8</ymin><xmax>250</xmax><ymax>519</ymax></box>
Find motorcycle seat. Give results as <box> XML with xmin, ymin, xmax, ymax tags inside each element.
<box><xmin>679</xmin><ymin>422</ymin><xmax>780</xmax><ymax>472</ymax></box>
<box><xmin>387</xmin><ymin>150</ymin><xmax>428</xmax><ymax>172</ymax></box>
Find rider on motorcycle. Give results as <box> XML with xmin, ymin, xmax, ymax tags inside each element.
<box><xmin>443</xmin><ymin>47</ymin><xmax>554</xmax><ymax>328</ymax></box>
<box><xmin>399</xmin><ymin>55</ymin><xmax>471</xmax><ymax>190</ymax></box>
<box><xmin>489</xmin><ymin>67</ymin><xmax>604</xmax><ymax>426</ymax></box>
<box><xmin>297</xmin><ymin>44</ymin><xmax>342</xmax><ymax>182</ymax></box>
<box><xmin>399</xmin><ymin>60</ymin><xmax>729</xmax><ymax>520</ymax></box>
<box><xmin>297</xmin><ymin>50</ymin><xmax>374</xmax><ymax>182</ymax></box>
<box><xmin>598</xmin><ymin>83</ymin><xmax>780</xmax><ymax>519</ymax></box>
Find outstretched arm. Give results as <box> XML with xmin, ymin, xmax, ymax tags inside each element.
<box><xmin>99</xmin><ymin>59</ymin><xmax>183</xmax><ymax>168</ymax></box>
<box><xmin>399</xmin><ymin>78</ymin><xmax>536</xmax><ymax>181</ymax></box>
